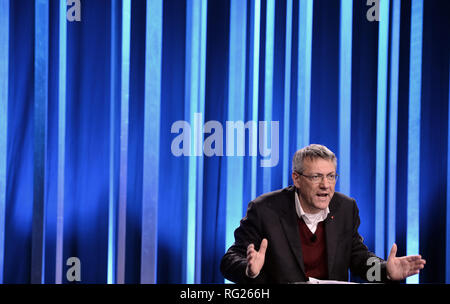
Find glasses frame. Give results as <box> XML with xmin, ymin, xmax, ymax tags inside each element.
<box><xmin>295</xmin><ymin>171</ymin><xmax>339</xmax><ymax>184</ymax></box>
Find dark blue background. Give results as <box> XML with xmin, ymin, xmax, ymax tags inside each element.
<box><xmin>2</xmin><ymin>0</ymin><xmax>450</xmax><ymax>283</ymax></box>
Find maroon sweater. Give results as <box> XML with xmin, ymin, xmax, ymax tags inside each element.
<box><xmin>297</xmin><ymin>217</ymin><xmax>328</xmax><ymax>279</ymax></box>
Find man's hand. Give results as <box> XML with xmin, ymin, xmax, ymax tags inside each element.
<box><xmin>246</xmin><ymin>239</ymin><xmax>268</xmax><ymax>278</ymax></box>
<box><xmin>386</xmin><ymin>243</ymin><xmax>426</xmax><ymax>281</ymax></box>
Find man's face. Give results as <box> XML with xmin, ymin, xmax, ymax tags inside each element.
<box><xmin>292</xmin><ymin>158</ymin><xmax>336</xmax><ymax>214</ymax></box>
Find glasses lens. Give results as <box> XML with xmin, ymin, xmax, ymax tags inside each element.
<box><xmin>327</xmin><ymin>174</ymin><xmax>338</xmax><ymax>183</ymax></box>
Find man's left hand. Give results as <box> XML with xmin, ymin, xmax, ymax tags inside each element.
<box><xmin>386</xmin><ymin>243</ymin><xmax>426</xmax><ymax>281</ymax></box>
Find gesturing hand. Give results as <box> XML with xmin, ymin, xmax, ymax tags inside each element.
<box><xmin>386</xmin><ymin>243</ymin><xmax>426</xmax><ymax>281</ymax></box>
<box><xmin>246</xmin><ymin>239</ymin><xmax>268</xmax><ymax>278</ymax></box>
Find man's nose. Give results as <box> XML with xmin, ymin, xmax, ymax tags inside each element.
<box><xmin>319</xmin><ymin>177</ymin><xmax>330</xmax><ymax>188</ymax></box>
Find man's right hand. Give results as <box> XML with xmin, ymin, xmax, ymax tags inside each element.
<box><xmin>246</xmin><ymin>238</ymin><xmax>268</xmax><ymax>278</ymax></box>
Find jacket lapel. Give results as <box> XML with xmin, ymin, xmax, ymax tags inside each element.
<box><xmin>325</xmin><ymin>196</ymin><xmax>338</xmax><ymax>277</ymax></box>
<box><xmin>279</xmin><ymin>187</ymin><xmax>306</xmax><ymax>276</ymax></box>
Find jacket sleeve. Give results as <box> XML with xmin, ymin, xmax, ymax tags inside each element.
<box><xmin>349</xmin><ymin>200</ymin><xmax>390</xmax><ymax>283</ymax></box>
<box><xmin>220</xmin><ymin>201</ymin><xmax>269</xmax><ymax>283</ymax></box>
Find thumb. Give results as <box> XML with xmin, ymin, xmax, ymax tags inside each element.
<box><xmin>388</xmin><ymin>243</ymin><xmax>397</xmax><ymax>260</ymax></box>
<box><xmin>259</xmin><ymin>238</ymin><xmax>268</xmax><ymax>255</ymax></box>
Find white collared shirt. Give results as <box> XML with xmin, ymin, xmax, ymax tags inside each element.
<box><xmin>295</xmin><ymin>191</ymin><xmax>329</xmax><ymax>234</ymax></box>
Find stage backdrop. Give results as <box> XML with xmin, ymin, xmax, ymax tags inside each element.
<box><xmin>0</xmin><ymin>0</ymin><xmax>449</xmax><ymax>283</ymax></box>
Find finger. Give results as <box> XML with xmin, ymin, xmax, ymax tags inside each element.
<box><xmin>388</xmin><ymin>243</ymin><xmax>397</xmax><ymax>260</ymax></box>
<box><xmin>416</xmin><ymin>261</ymin><xmax>425</xmax><ymax>268</ymax></box>
<box><xmin>247</xmin><ymin>260</ymin><xmax>252</xmax><ymax>267</ymax></box>
<box><xmin>406</xmin><ymin>255</ymin><xmax>422</xmax><ymax>262</ymax></box>
<box><xmin>408</xmin><ymin>258</ymin><xmax>426</xmax><ymax>269</ymax></box>
<box><xmin>247</xmin><ymin>244</ymin><xmax>255</xmax><ymax>255</ymax></box>
<box><xmin>411</xmin><ymin>263</ymin><xmax>425</xmax><ymax>270</ymax></box>
<box><xmin>247</xmin><ymin>252</ymin><xmax>256</xmax><ymax>261</ymax></box>
<box><xmin>414</xmin><ymin>259</ymin><xmax>426</xmax><ymax>267</ymax></box>
<box><xmin>247</xmin><ymin>248</ymin><xmax>256</xmax><ymax>258</ymax></box>
<box><xmin>259</xmin><ymin>239</ymin><xmax>268</xmax><ymax>255</ymax></box>
<box><xmin>409</xmin><ymin>264</ymin><xmax>423</xmax><ymax>272</ymax></box>
<box><xmin>411</xmin><ymin>262</ymin><xmax>426</xmax><ymax>273</ymax></box>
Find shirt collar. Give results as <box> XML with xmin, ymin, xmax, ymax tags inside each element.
<box><xmin>295</xmin><ymin>190</ymin><xmax>330</xmax><ymax>223</ymax></box>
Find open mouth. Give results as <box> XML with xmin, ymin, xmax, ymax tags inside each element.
<box><xmin>316</xmin><ymin>194</ymin><xmax>329</xmax><ymax>203</ymax></box>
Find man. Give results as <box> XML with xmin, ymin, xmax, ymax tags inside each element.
<box><xmin>220</xmin><ymin>144</ymin><xmax>426</xmax><ymax>283</ymax></box>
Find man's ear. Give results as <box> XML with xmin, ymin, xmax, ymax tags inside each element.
<box><xmin>292</xmin><ymin>172</ymin><xmax>298</xmax><ymax>187</ymax></box>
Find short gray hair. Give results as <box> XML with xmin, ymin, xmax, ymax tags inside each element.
<box><xmin>292</xmin><ymin>144</ymin><xmax>337</xmax><ymax>173</ymax></box>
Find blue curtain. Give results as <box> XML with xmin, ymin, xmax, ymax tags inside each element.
<box><xmin>0</xmin><ymin>0</ymin><xmax>449</xmax><ymax>284</ymax></box>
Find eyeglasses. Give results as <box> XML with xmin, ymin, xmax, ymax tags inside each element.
<box><xmin>296</xmin><ymin>172</ymin><xmax>339</xmax><ymax>184</ymax></box>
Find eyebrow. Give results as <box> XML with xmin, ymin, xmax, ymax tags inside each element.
<box><xmin>309</xmin><ymin>172</ymin><xmax>336</xmax><ymax>176</ymax></box>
